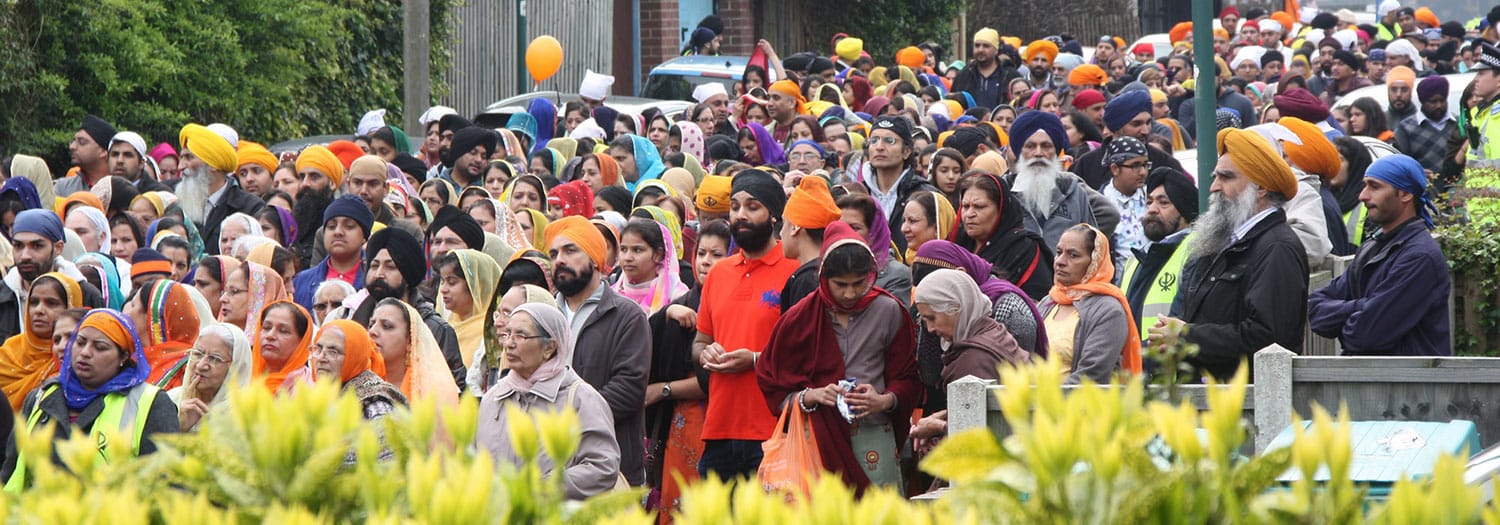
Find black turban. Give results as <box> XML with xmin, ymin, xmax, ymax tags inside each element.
<box><xmin>443</xmin><ymin>127</ymin><xmax>498</xmax><ymax>167</ymax></box>
<box><xmin>365</xmin><ymin>226</ymin><xmax>427</xmax><ymax>291</ymax></box>
<box><xmin>427</xmin><ymin>205</ymin><xmax>485</xmax><ymax>250</ymax></box>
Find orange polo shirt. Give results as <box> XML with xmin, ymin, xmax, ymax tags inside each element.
<box><xmin>696</xmin><ymin>242</ymin><xmax>799</xmax><ymax>441</ymax></box>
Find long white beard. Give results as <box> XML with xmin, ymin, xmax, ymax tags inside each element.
<box><xmin>177</xmin><ymin>165</ymin><xmax>211</xmax><ymax>225</ymax></box>
<box><xmin>1013</xmin><ymin>157</ymin><xmax>1061</xmax><ymax>220</ymax></box>
<box><xmin>1188</xmin><ymin>185</ymin><xmax>1259</xmax><ymax>261</ymax></box>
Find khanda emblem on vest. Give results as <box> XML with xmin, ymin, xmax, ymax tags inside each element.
<box><xmin>1156</xmin><ymin>271</ymin><xmax>1177</xmax><ymax>292</ymax></box>
<box><xmin>96</xmin><ymin>432</ymin><xmax>111</xmax><ymax>461</ymax></box>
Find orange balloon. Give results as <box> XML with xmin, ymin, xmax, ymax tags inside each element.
<box><xmin>526</xmin><ymin>35</ymin><xmax>564</xmax><ymax>84</ymax></box>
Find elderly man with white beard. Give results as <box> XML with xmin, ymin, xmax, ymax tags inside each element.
<box><xmin>1004</xmin><ymin>111</ymin><xmax>1120</xmax><ymax>250</ymax></box>
<box><xmin>1149</xmin><ymin>129</ymin><xmax>1309</xmax><ymax>382</ymax></box>
<box><xmin>177</xmin><ymin>123</ymin><xmax>266</xmax><ymax>255</ymax></box>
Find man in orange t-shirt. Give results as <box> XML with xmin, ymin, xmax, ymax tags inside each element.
<box><xmin>693</xmin><ymin>170</ymin><xmax>798</xmax><ymax>480</ymax></box>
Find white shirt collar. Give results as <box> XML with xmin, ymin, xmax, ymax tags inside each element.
<box><xmin>1413</xmin><ymin>109</ymin><xmax>1454</xmax><ymax>128</ymax></box>
<box><xmin>1232</xmin><ymin>207</ymin><xmax>1278</xmax><ymax>243</ymax></box>
<box><xmin>1103</xmin><ymin>183</ymin><xmax>1146</xmax><ymax>204</ymax></box>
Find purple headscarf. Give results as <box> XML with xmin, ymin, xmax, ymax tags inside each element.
<box><xmin>864</xmin><ymin>199</ymin><xmax>894</xmax><ymax>268</ymax></box>
<box><xmin>272</xmin><ymin>205</ymin><xmax>298</xmax><ymax>246</ymax></box>
<box><xmin>746</xmin><ymin>122</ymin><xmax>786</xmax><ymax>167</ymax></box>
<box><xmin>913</xmin><ymin>240</ymin><xmax>1048</xmax><ymax>354</ymax></box>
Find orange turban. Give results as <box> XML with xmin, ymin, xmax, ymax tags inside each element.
<box><xmin>1001</xmin><ymin>36</ymin><xmax>1022</xmax><ymax>50</ymax></box>
<box><xmin>295</xmin><ymin>145</ymin><xmax>346</xmax><ymax>188</ymax></box>
<box><xmin>1386</xmin><ymin>66</ymin><xmax>1416</xmax><ymax>87</ymax></box>
<box><xmin>896</xmin><ymin>46</ymin><xmax>925</xmax><ymax>68</ymax></box>
<box><xmin>1278</xmin><ymin>117</ymin><xmax>1342</xmax><ymax>180</ymax></box>
<box><xmin>318</xmin><ymin>320</ymin><xmax>385</xmax><ymax>383</ymax></box>
<box><xmin>1022</xmin><ymin>40</ymin><xmax>1059</xmax><ymax>65</ymax></box>
<box><xmin>179</xmin><ymin>123</ymin><xmax>239</xmax><ymax>173</ymax></box>
<box><xmin>326</xmin><ymin>140</ymin><xmax>364</xmax><ymax>170</ymax></box>
<box><xmin>1069</xmin><ymin>64</ymin><xmax>1108</xmax><ymax>87</ymax></box>
<box><xmin>1414</xmin><ymin>7</ymin><xmax>1439</xmax><ymax>27</ymax></box>
<box><xmin>543</xmin><ymin>215</ymin><xmax>609</xmax><ymax>270</ymax></box>
<box><xmin>237</xmin><ymin>141</ymin><xmax>278</xmax><ymax>172</ymax></box>
<box><xmin>1214</xmin><ymin>28</ymin><xmax>1230</xmax><ymax>40</ymax></box>
<box><xmin>1216</xmin><ymin>128</ymin><xmax>1298</xmax><ymax>198</ymax></box>
<box><xmin>784</xmin><ymin>176</ymin><xmax>843</xmax><ymax>230</ymax></box>
<box><xmin>769</xmin><ymin>80</ymin><xmax>808</xmax><ymax>115</ymax></box>
<box><xmin>1169</xmin><ymin>22</ymin><xmax>1194</xmax><ymax>45</ymax></box>
<box><xmin>1269</xmin><ymin>12</ymin><xmax>1295</xmax><ymax>34</ymax></box>
<box><xmin>80</xmin><ymin>310</ymin><xmax>137</xmax><ymax>352</ymax></box>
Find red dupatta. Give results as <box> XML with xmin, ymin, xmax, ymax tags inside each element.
<box><xmin>755</xmin><ymin>222</ymin><xmax>920</xmax><ymax>492</ymax></box>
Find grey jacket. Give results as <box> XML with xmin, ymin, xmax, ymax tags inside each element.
<box><xmin>1037</xmin><ymin>293</ymin><xmax>1128</xmax><ymax>385</ymax></box>
<box><xmin>1011</xmin><ymin>173</ymin><xmax>1121</xmax><ymax>250</ymax></box>
<box><xmin>477</xmin><ymin>369</ymin><xmax>620</xmax><ymax>500</ymax></box>
<box><xmin>569</xmin><ymin>285</ymin><xmax>651</xmax><ymax>486</ymax></box>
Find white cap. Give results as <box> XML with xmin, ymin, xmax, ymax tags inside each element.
<box><xmin>1244</xmin><ymin>123</ymin><xmax>1300</xmax><ymax>157</ymax></box>
<box><xmin>1259</xmin><ymin>19</ymin><xmax>1283</xmax><ymax>34</ymax></box>
<box><xmin>1231</xmin><ymin>46</ymin><xmax>1266</xmax><ymax>70</ymax></box>
<box><xmin>692</xmin><ymin>82</ymin><xmax>728</xmax><ymax>103</ymax></box>
<box><xmin>207</xmin><ymin>123</ymin><xmax>239</xmax><ymax>149</ymax></box>
<box><xmin>580</xmin><ymin>69</ymin><xmax>615</xmax><ymax>101</ymax></box>
<box><xmin>418</xmin><ymin>106</ymin><xmax>457</xmax><ymax>127</ymax></box>
<box><xmin>1332</xmin><ymin>29</ymin><xmax>1358</xmax><ymax>51</ymax></box>
<box><xmin>357</xmin><ymin>109</ymin><xmax>387</xmax><ymax>137</ymax></box>
<box><xmin>1378</xmin><ymin>0</ymin><xmax>1399</xmax><ymax>17</ymax></box>
<box><xmin>569</xmin><ymin>118</ymin><xmax>607</xmax><ymax>140</ymax></box>
<box><xmin>109</xmin><ymin>131</ymin><xmax>147</xmax><ymax>158</ymax></box>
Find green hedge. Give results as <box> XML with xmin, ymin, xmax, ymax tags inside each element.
<box><xmin>0</xmin><ymin>0</ymin><xmax>456</xmax><ymax>169</ymax></box>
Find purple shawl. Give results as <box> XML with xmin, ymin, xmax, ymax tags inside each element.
<box><xmin>866</xmin><ymin>199</ymin><xmax>894</xmax><ymax>267</ymax></box>
<box><xmin>913</xmin><ymin>240</ymin><xmax>1048</xmax><ymax>354</ymax></box>
<box><xmin>746</xmin><ymin>122</ymin><xmax>786</xmax><ymax>166</ymax></box>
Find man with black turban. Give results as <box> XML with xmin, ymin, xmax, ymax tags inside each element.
<box><xmin>1120</xmin><ymin>167</ymin><xmax>1198</xmax><ymax>347</ymax></box>
<box><xmin>438</xmin><ymin>127</ymin><xmax>497</xmax><ymax>189</ymax></box>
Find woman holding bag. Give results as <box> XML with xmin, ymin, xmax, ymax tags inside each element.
<box><xmin>756</xmin><ymin>222</ymin><xmax>920</xmax><ymax>495</ymax></box>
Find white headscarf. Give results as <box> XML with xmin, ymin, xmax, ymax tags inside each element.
<box><xmin>218</xmin><ymin>212</ymin><xmax>265</xmax><ymax>250</ymax></box>
<box><xmin>497</xmin><ymin>303</ymin><xmax>572</xmax><ymax>394</ymax></box>
<box><xmin>66</xmin><ymin>206</ymin><xmax>110</xmax><ymax>254</ymax></box>
<box><xmin>169</xmin><ymin>322</ymin><xmax>254</xmax><ymax>429</ymax></box>
<box><xmin>913</xmin><ymin>269</ymin><xmax>993</xmax><ymax>347</ymax></box>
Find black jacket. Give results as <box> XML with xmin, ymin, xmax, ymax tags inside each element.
<box><xmin>198</xmin><ymin>180</ymin><xmax>267</xmax><ymax>255</ymax></box>
<box><xmin>862</xmin><ymin>168</ymin><xmax>937</xmax><ymax>254</ymax></box>
<box><xmin>1074</xmin><ymin>138</ymin><xmax>1184</xmax><ymax>191</ymax></box>
<box><xmin>950</xmin><ymin>63</ymin><xmax>1020</xmax><ymax>110</ymax></box>
<box><xmin>1173</xmin><ymin>209</ymin><xmax>1309</xmax><ymax>381</ymax></box>
<box><xmin>0</xmin><ymin>285</ymin><xmax>20</xmax><ymax>344</ymax></box>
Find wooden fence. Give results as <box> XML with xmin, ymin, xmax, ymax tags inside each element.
<box><xmin>441</xmin><ymin>0</ymin><xmax>613</xmax><ymax>118</ymax></box>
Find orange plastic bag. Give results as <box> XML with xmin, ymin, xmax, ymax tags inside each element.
<box><xmin>758</xmin><ymin>406</ymin><xmax>823</xmax><ymax>495</ymax></box>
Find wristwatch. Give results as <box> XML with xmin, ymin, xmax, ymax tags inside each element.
<box><xmin>661</xmin><ymin>383</ymin><xmax>673</xmax><ymax>401</ymax></box>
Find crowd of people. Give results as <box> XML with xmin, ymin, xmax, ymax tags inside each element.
<box><xmin>0</xmin><ymin>4</ymin><xmax>1482</xmax><ymax>513</ymax></box>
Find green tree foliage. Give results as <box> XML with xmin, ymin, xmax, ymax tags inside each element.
<box><xmin>802</xmin><ymin>1</ymin><xmax>962</xmax><ymax>65</ymax></box>
<box><xmin>0</xmin><ymin>0</ymin><xmax>455</xmax><ymax>170</ymax></box>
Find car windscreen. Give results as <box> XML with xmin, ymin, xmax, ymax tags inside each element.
<box><xmin>641</xmin><ymin>75</ymin><xmax>737</xmax><ymax>102</ymax></box>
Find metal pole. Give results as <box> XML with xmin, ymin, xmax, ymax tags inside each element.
<box><xmin>1191</xmin><ymin>0</ymin><xmax>1216</xmax><ymax>211</ymax></box>
<box><xmin>518</xmin><ymin>0</ymin><xmax>528</xmax><ymax>94</ymax></box>
<box><xmin>403</xmin><ymin>0</ymin><xmax>431</xmax><ymax>131</ymax></box>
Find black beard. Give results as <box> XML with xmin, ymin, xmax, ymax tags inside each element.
<box><xmin>553</xmin><ymin>264</ymin><xmax>595</xmax><ymax>297</ymax></box>
<box><xmin>366</xmin><ymin>278</ymin><xmax>404</xmax><ymax>301</ymax></box>
<box><xmin>292</xmin><ymin>187</ymin><xmax>335</xmax><ymax>244</ymax></box>
<box><xmin>731</xmin><ymin>218</ymin><xmax>775</xmax><ymax>253</ymax></box>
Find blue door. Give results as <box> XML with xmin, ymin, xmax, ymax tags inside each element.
<box><xmin>678</xmin><ymin>0</ymin><xmax>714</xmax><ymax>50</ymax></box>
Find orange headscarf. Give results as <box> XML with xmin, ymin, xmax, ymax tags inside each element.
<box><xmin>57</xmin><ymin>191</ymin><xmax>105</xmax><ymax>218</ymax></box>
<box><xmin>316</xmin><ymin>320</ymin><xmax>385</xmax><ymax>383</ymax></box>
<box><xmin>237</xmin><ymin>262</ymin><xmax>289</xmax><ymax>334</ymax></box>
<box><xmin>0</xmin><ymin>273</ymin><xmax>83</xmax><ymax>411</ymax></box>
<box><xmin>1048</xmin><ymin>224</ymin><xmax>1142</xmax><ymax>375</ymax></box>
<box><xmin>141</xmin><ymin>280</ymin><xmax>202</xmax><ymax>389</ymax></box>
<box><xmin>592</xmin><ymin>153</ymin><xmax>623</xmax><ymax>187</ymax></box>
<box><xmin>250</xmin><ymin>301</ymin><xmax>313</xmax><ymax>392</ymax></box>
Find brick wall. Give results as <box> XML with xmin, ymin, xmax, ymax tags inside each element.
<box><xmin>716</xmin><ymin>0</ymin><xmax>754</xmax><ymax>56</ymax></box>
<box><xmin>639</xmin><ymin>0</ymin><xmax>680</xmax><ymax>83</ymax></box>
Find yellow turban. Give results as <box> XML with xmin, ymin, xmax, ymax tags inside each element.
<box><xmin>295</xmin><ymin>145</ymin><xmax>346</xmax><ymax>188</ymax></box>
<box><xmin>1216</xmin><ymin>128</ymin><xmax>1298</xmax><ymax>199</ymax></box>
<box><xmin>940</xmin><ymin>99</ymin><xmax>964</xmax><ymax>120</ymax></box>
<box><xmin>179</xmin><ymin>123</ymin><xmax>237</xmax><ymax>173</ymax></box>
<box><xmin>237</xmin><ymin>140</ymin><xmax>278</xmax><ymax>172</ymax></box>
<box><xmin>1022</xmin><ymin>40</ymin><xmax>1059</xmax><ymax>65</ymax></box>
<box><xmin>1149</xmin><ymin>88</ymin><xmax>1168</xmax><ymax>104</ymax></box>
<box><xmin>869</xmin><ymin>67</ymin><xmax>888</xmax><ymax>88</ymax></box>
<box><xmin>1278</xmin><ymin>117</ymin><xmax>1342</xmax><ymax>180</ymax></box>
<box><xmin>1001</xmin><ymin>36</ymin><xmax>1022</xmax><ymax>50</ymax></box>
<box><xmin>974</xmin><ymin>28</ymin><xmax>1000</xmax><ymax>48</ymax></box>
<box><xmin>695</xmin><ymin>175</ymin><xmax>732</xmax><ymax>214</ymax></box>
<box><xmin>836</xmin><ymin>37</ymin><xmax>864</xmax><ymax>62</ymax></box>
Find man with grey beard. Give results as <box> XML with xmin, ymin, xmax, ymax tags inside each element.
<box><xmin>1149</xmin><ymin>129</ymin><xmax>1308</xmax><ymax>381</ymax></box>
<box><xmin>177</xmin><ymin>123</ymin><xmax>266</xmax><ymax>255</ymax></box>
<box><xmin>1005</xmin><ymin>111</ymin><xmax>1119</xmax><ymax>250</ymax></box>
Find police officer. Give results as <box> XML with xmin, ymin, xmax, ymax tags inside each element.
<box><xmin>1464</xmin><ymin>41</ymin><xmax>1500</xmax><ymax>166</ymax></box>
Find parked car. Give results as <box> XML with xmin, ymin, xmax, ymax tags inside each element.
<box><xmin>641</xmin><ymin>55</ymin><xmax>749</xmax><ymax>102</ymax></box>
<box><xmin>472</xmin><ymin>91</ymin><xmax>691</xmax><ymax>130</ymax></box>
<box><xmin>1330</xmin><ymin>72</ymin><xmax>1474</xmax><ymax>115</ymax></box>
<box><xmin>1129</xmin><ymin>34</ymin><xmax>1173</xmax><ymax>60</ymax></box>
<box><xmin>268</xmin><ymin>134</ymin><xmax>349</xmax><ymax>156</ymax></box>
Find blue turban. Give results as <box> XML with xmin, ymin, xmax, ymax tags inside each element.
<box><xmin>1104</xmin><ymin>90</ymin><xmax>1153</xmax><ymax>132</ymax></box>
<box><xmin>592</xmin><ymin>106</ymin><xmax>620</xmax><ymax>141</ymax></box>
<box><xmin>14</xmin><ymin>209</ymin><xmax>64</xmax><ymax>242</ymax></box>
<box><xmin>1365</xmin><ymin>154</ymin><xmax>1438</xmax><ymax>228</ymax></box>
<box><xmin>785</xmin><ymin>139</ymin><xmax>826</xmax><ymax>157</ymax></box>
<box><xmin>1010</xmin><ymin>110</ymin><xmax>1070</xmax><ymax>151</ymax></box>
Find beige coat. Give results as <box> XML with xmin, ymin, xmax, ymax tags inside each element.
<box><xmin>476</xmin><ymin>368</ymin><xmax>620</xmax><ymax>500</ymax></box>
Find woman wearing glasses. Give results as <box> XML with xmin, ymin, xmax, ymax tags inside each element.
<box><xmin>476</xmin><ymin>303</ymin><xmax>621</xmax><ymax>500</ymax></box>
<box><xmin>170</xmin><ymin>323</ymin><xmax>252</xmax><ymax>431</ymax></box>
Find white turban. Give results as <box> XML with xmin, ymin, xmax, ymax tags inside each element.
<box><xmin>580</xmin><ymin>69</ymin><xmax>615</xmax><ymax>101</ymax></box>
<box><xmin>692</xmin><ymin>82</ymin><xmax>728</xmax><ymax>103</ymax></box>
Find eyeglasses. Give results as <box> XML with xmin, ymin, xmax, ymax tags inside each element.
<box><xmin>498</xmin><ymin>331</ymin><xmax>548</xmax><ymax>343</ymax></box>
<box><xmin>869</xmin><ymin>135</ymin><xmax>900</xmax><ymax>147</ymax></box>
<box><xmin>312</xmin><ymin>301</ymin><xmax>340</xmax><ymax>313</ymax></box>
<box><xmin>189</xmin><ymin>349</ymin><xmax>230</xmax><ymax>366</ymax></box>
<box><xmin>1121</xmin><ymin>160</ymin><xmax>1151</xmax><ymax>170</ymax></box>
<box><xmin>788</xmin><ymin>152</ymin><xmax>821</xmax><ymax>160</ymax></box>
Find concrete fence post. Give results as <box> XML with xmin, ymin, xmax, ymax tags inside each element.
<box><xmin>1253</xmin><ymin>345</ymin><xmax>1296</xmax><ymax>453</ymax></box>
<box><xmin>947</xmin><ymin>375</ymin><xmax>994</xmax><ymax>435</ymax></box>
